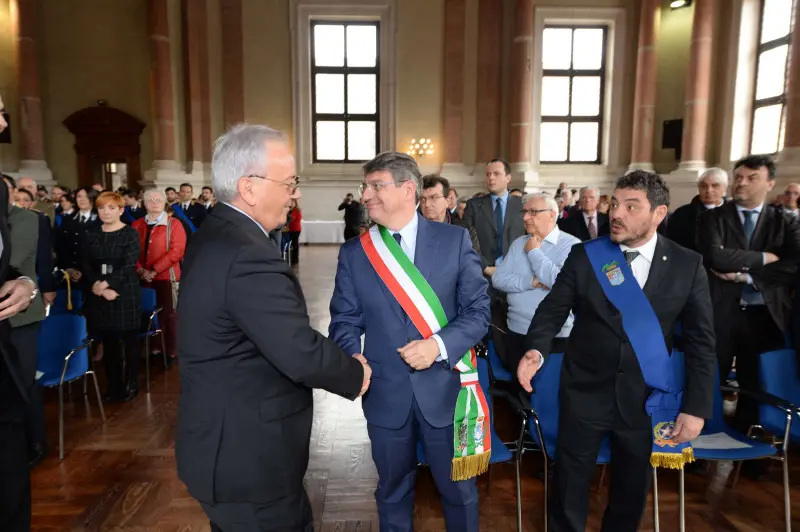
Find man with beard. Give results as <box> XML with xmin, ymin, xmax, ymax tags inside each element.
<box><xmin>518</xmin><ymin>170</ymin><xmax>716</xmax><ymax>532</ymax></box>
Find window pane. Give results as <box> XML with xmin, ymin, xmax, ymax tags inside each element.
<box><xmin>347</xmin><ymin>25</ymin><xmax>377</xmax><ymax>67</ymax></box>
<box><xmin>540</xmin><ymin>122</ymin><xmax>568</xmax><ymax>162</ymax></box>
<box><xmin>542</xmin><ymin>28</ymin><xmax>572</xmax><ymax>69</ymax></box>
<box><xmin>751</xmin><ymin>104</ymin><xmax>783</xmax><ymax>154</ymax></box>
<box><xmin>347</xmin><ymin>74</ymin><xmax>377</xmax><ymax>114</ymax></box>
<box><xmin>348</xmin><ymin>121</ymin><xmax>377</xmax><ymax>160</ymax></box>
<box><xmin>755</xmin><ymin>45</ymin><xmax>788</xmax><ymax>100</ymax></box>
<box><xmin>571</xmin><ymin>77</ymin><xmax>601</xmax><ymax>116</ymax></box>
<box><xmin>541</xmin><ymin>77</ymin><xmax>570</xmax><ymax>116</ymax></box>
<box><xmin>314</xmin><ymin>25</ymin><xmax>345</xmax><ymax>67</ymax></box>
<box><xmin>572</xmin><ymin>29</ymin><xmax>604</xmax><ymax>70</ymax></box>
<box><xmin>316</xmin><ymin>121</ymin><xmax>345</xmax><ymax>160</ymax></box>
<box><xmin>761</xmin><ymin>0</ymin><xmax>793</xmax><ymax>43</ymax></box>
<box><xmin>315</xmin><ymin>74</ymin><xmax>345</xmax><ymax>113</ymax></box>
<box><xmin>569</xmin><ymin>123</ymin><xmax>599</xmax><ymax>162</ymax></box>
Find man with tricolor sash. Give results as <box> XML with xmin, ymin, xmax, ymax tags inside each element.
<box><xmin>518</xmin><ymin>171</ymin><xmax>716</xmax><ymax>532</ymax></box>
<box><xmin>329</xmin><ymin>152</ymin><xmax>490</xmax><ymax>532</ymax></box>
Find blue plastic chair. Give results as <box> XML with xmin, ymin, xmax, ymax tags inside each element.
<box><xmin>48</xmin><ymin>287</ymin><xmax>83</xmax><ymax>315</ymax></box>
<box><xmin>140</xmin><ymin>287</ymin><xmax>167</xmax><ymax>393</ymax></box>
<box><xmin>37</xmin><ymin>314</ymin><xmax>106</xmax><ymax>459</ymax></box>
<box><xmin>758</xmin><ymin>348</ymin><xmax>800</xmax><ymax>441</ymax></box>
<box><xmin>486</xmin><ymin>339</ymin><xmax>513</xmax><ymax>383</ymax></box>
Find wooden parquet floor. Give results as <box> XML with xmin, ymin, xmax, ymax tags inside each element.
<box><xmin>31</xmin><ymin>246</ymin><xmax>800</xmax><ymax>531</ymax></box>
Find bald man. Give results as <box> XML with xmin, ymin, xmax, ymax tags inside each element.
<box><xmin>783</xmin><ymin>183</ymin><xmax>800</xmax><ymax>218</ymax></box>
<box><xmin>17</xmin><ymin>178</ymin><xmax>54</xmax><ymax>226</ymax></box>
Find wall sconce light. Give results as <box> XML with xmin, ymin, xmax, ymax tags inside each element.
<box><xmin>669</xmin><ymin>0</ymin><xmax>692</xmax><ymax>9</ymax></box>
<box><xmin>407</xmin><ymin>138</ymin><xmax>435</xmax><ymax>157</ymax></box>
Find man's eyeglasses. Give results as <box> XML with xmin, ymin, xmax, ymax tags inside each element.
<box><xmin>246</xmin><ymin>174</ymin><xmax>300</xmax><ymax>193</ymax></box>
<box><xmin>358</xmin><ymin>181</ymin><xmax>396</xmax><ymax>195</ymax></box>
<box><xmin>521</xmin><ymin>208</ymin><xmax>550</xmax><ymax>216</ymax></box>
<box><xmin>420</xmin><ymin>194</ymin><xmax>445</xmax><ymax>204</ymax></box>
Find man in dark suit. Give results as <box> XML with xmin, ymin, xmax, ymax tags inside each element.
<box><xmin>176</xmin><ymin>124</ymin><xmax>370</xmax><ymax>532</ymax></box>
<box><xmin>518</xmin><ymin>171</ymin><xmax>716</xmax><ymax>532</ymax></box>
<box><xmin>176</xmin><ymin>182</ymin><xmax>207</xmax><ymax>228</ymax></box>
<box><xmin>0</xmin><ymin>173</ymin><xmax>39</xmax><ymax>531</ymax></box>
<box><xmin>338</xmin><ymin>193</ymin><xmax>364</xmax><ymax>240</ymax></box>
<box><xmin>558</xmin><ymin>186</ymin><xmax>609</xmax><ymax>241</ymax></box>
<box><xmin>330</xmin><ymin>152</ymin><xmax>490</xmax><ymax>531</ymax></box>
<box><xmin>666</xmin><ymin>167</ymin><xmax>728</xmax><ymax>252</ymax></box>
<box><xmin>698</xmin><ymin>155</ymin><xmax>800</xmax><ymax>430</ymax></box>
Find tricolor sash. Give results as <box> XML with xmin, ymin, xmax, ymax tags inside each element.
<box><xmin>360</xmin><ymin>225</ymin><xmax>491</xmax><ymax>480</ymax></box>
<box><xmin>584</xmin><ymin>237</ymin><xmax>694</xmax><ymax>469</ymax></box>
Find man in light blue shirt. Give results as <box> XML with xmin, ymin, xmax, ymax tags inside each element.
<box><xmin>492</xmin><ymin>192</ymin><xmax>580</xmax><ymax>370</ymax></box>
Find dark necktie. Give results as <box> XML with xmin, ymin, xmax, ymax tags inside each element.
<box><xmin>623</xmin><ymin>250</ymin><xmax>639</xmax><ymax>265</ymax></box>
<box><xmin>393</xmin><ymin>232</ymin><xmax>402</xmax><ymax>248</ymax></box>
<box><xmin>742</xmin><ymin>210</ymin><xmax>755</xmax><ymax>244</ymax></box>
<box><xmin>588</xmin><ymin>217</ymin><xmax>597</xmax><ymax>239</ymax></box>
<box><xmin>494</xmin><ymin>198</ymin><xmax>504</xmax><ymax>260</ymax></box>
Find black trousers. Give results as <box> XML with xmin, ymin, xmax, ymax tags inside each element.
<box><xmin>101</xmin><ymin>330</ymin><xmax>140</xmax><ymax>398</ymax></box>
<box><xmin>289</xmin><ymin>232</ymin><xmax>300</xmax><ymax>264</ymax></box>
<box><xmin>202</xmin><ymin>489</ymin><xmax>313</xmax><ymax>532</ymax></box>
<box><xmin>717</xmin><ymin>305</ymin><xmax>785</xmax><ymax>431</ymax></box>
<box><xmin>0</xmin><ymin>420</ymin><xmax>31</xmax><ymax>531</ymax></box>
<box><xmin>503</xmin><ymin>330</ymin><xmax>568</xmax><ymax>375</ymax></box>
<box><xmin>551</xmin><ymin>394</ymin><xmax>652</xmax><ymax>532</ymax></box>
<box><xmin>10</xmin><ymin>322</ymin><xmax>47</xmax><ymax>449</ymax></box>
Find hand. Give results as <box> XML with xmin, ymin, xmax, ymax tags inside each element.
<box><xmin>101</xmin><ymin>289</ymin><xmax>119</xmax><ymax>301</ymax></box>
<box><xmin>353</xmin><ymin>354</ymin><xmax>371</xmax><ymax>396</ymax></box>
<box><xmin>524</xmin><ymin>235</ymin><xmax>542</xmax><ymax>252</ymax></box>
<box><xmin>531</xmin><ymin>278</ymin><xmax>549</xmax><ymax>290</ymax></box>
<box><xmin>765</xmin><ymin>252</ymin><xmax>780</xmax><ymax>264</ymax></box>
<box><xmin>143</xmin><ymin>270</ymin><xmax>157</xmax><ymax>282</ymax></box>
<box><xmin>43</xmin><ymin>291</ymin><xmax>56</xmax><ymax>306</ymax></box>
<box><xmin>517</xmin><ymin>350</ymin><xmax>543</xmax><ymax>393</ymax></box>
<box><xmin>0</xmin><ymin>112</ymin><xmax>7</xmax><ymax>133</ymax></box>
<box><xmin>671</xmin><ymin>413</ymin><xmax>704</xmax><ymax>443</ymax></box>
<box><xmin>710</xmin><ymin>270</ymin><xmax>737</xmax><ymax>282</ymax></box>
<box><xmin>398</xmin><ymin>339</ymin><xmax>440</xmax><ymax>370</ymax></box>
<box><xmin>66</xmin><ymin>268</ymin><xmax>82</xmax><ymax>282</ymax></box>
<box><xmin>0</xmin><ymin>279</ymin><xmax>35</xmax><ymax>320</ymax></box>
<box><xmin>483</xmin><ymin>266</ymin><xmax>497</xmax><ymax>277</ymax></box>
<box><xmin>92</xmin><ymin>281</ymin><xmax>109</xmax><ymax>296</ymax></box>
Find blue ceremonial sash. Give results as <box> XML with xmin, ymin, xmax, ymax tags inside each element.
<box><xmin>584</xmin><ymin>236</ymin><xmax>694</xmax><ymax>469</ymax></box>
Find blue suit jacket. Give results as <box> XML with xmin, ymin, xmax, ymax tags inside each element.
<box><xmin>329</xmin><ymin>215</ymin><xmax>490</xmax><ymax>429</ymax></box>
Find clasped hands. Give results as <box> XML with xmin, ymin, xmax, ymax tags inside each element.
<box><xmin>91</xmin><ymin>280</ymin><xmax>119</xmax><ymax>301</ymax></box>
<box><xmin>137</xmin><ymin>268</ymin><xmax>158</xmax><ymax>283</ymax></box>
<box><xmin>352</xmin><ymin>353</ymin><xmax>372</xmax><ymax>397</ymax></box>
<box><xmin>352</xmin><ymin>339</ymin><xmax>440</xmax><ymax>396</ymax></box>
<box><xmin>0</xmin><ymin>279</ymin><xmax>35</xmax><ymax>320</ymax></box>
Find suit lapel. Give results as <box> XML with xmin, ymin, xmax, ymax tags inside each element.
<box><xmin>482</xmin><ymin>195</ymin><xmax>498</xmax><ymax>234</ymax></box>
<box><xmin>414</xmin><ymin>215</ymin><xmax>439</xmax><ymax>285</ymax></box>
<box><xmin>749</xmin><ymin>205</ymin><xmax>772</xmax><ymax>251</ymax></box>
<box><xmin>643</xmin><ymin>235</ymin><xmax>668</xmax><ymax>302</ymax></box>
<box><xmin>722</xmin><ymin>202</ymin><xmax>748</xmax><ymax>249</ymax></box>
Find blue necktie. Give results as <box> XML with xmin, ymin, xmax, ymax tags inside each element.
<box><xmin>494</xmin><ymin>197</ymin><xmax>504</xmax><ymax>260</ymax></box>
<box><xmin>393</xmin><ymin>232</ymin><xmax>402</xmax><ymax>249</ymax></box>
<box><xmin>742</xmin><ymin>210</ymin><xmax>755</xmax><ymax>244</ymax></box>
<box><xmin>740</xmin><ymin>210</ymin><xmax>764</xmax><ymax>305</ymax></box>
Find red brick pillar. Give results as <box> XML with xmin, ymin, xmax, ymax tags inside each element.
<box><xmin>629</xmin><ymin>0</ymin><xmax>660</xmax><ymax>170</ymax></box>
<box><xmin>443</xmin><ymin>0</ymin><xmax>466</xmax><ymax>165</ymax></box>
<box><xmin>508</xmin><ymin>0</ymin><xmax>534</xmax><ymax>168</ymax></box>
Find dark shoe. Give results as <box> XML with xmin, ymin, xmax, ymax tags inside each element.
<box><xmin>166</xmin><ymin>355</ymin><xmax>177</xmax><ymax>370</ymax></box>
<box><xmin>121</xmin><ymin>382</ymin><xmax>139</xmax><ymax>402</ymax></box>
<box><xmin>29</xmin><ymin>442</ymin><xmax>49</xmax><ymax>469</ymax></box>
<box><xmin>102</xmin><ymin>391</ymin><xmax>118</xmax><ymax>403</ymax></box>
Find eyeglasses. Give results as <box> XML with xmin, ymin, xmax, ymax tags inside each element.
<box><xmin>246</xmin><ymin>174</ymin><xmax>300</xmax><ymax>193</ymax></box>
<box><xmin>420</xmin><ymin>194</ymin><xmax>445</xmax><ymax>204</ymax></box>
<box><xmin>358</xmin><ymin>181</ymin><xmax>396</xmax><ymax>195</ymax></box>
<box><xmin>521</xmin><ymin>209</ymin><xmax>551</xmax><ymax>216</ymax></box>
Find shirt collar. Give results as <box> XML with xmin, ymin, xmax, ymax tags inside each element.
<box><xmin>582</xmin><ymin>210</ymin><xmax>596</xmax><ymax>221</ymax></box>
<box><xmin>543</xmin><ymin>225</ymin><xmax>560</xmax><ymax>246</ymax></box>
<box><xmin>392</xmin><ymin>212</ymin><xmax>419</xmax><ymax>244</ymax></box>
<box><xmin>223</xmin><ymin>202</ymin><xmax>270</xmax><ymax>238</ymax></box>
<box><xmin>736</xmin><ymin>202</ymin><xmax>763</xmax><ymax>214</ymax></box>
<box><xmin>490</xmin><ymin>190</ymin><xmax>509</xmax><ymax>203</ymax></box>
<box><xmin>619</xmin><ymin>231</ymin><xmax>658</xmax><ymax>264</ymax></box>
<box><xmin>146</xmin><ymin>211</ymin><xmax>167</xmax><ymax>226</ymax></box>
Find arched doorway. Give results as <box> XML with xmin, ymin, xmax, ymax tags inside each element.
<box><xmin>63</xmin><ymin>102</ymin><xmax>146</xmax><ymax>189</ymax></box>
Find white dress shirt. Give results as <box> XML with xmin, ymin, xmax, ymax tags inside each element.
<box><xmin>619</xmin><ymin>231</ymin><xmax>658</xmax><ymax>288</ymax></box>
<box><xmin>388</xmin><ymin>214</ymin><xmax>448</xmax><ymax>362</ymax></box>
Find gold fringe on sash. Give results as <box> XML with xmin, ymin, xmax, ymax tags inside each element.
<box><xmin>451</xmin><ymin>451</ymin><xmax>491</xmax><ymax>481</ymax></box>
<box><xmin>650</xmin><ymin>447</ymin><xmax>695</xmax><ymax>470</ymax></box>
<box><xmin>63</xmin><ymin>271</ymin><xmax>73</xmax><ymax>310</ymax></box>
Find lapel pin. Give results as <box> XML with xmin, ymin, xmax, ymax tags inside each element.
<box><xmin>662</xmin><ymin>256</ymin><xmax>667</xmax><ymax>261</ymax></box>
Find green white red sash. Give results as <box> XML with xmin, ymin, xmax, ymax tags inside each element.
<box><xmin>360</xmin><ymin>224</ymin><xmax>491</xmax><ymax>481</ymax></box>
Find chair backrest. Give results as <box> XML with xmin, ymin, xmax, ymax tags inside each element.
<box><xmin>141</xmin><ymin>287</ymin><xmax>158</xmax><ymax>314</ymax></box>
<box><xmin>758</xmin><ymin>349</ymin><xmax>800</xmax><ymax>440</ymax></box>
<box><xmin>49</xmin><ymin>288</ymin><xmax>83</xmax><ymax>314</ymax></box>
<box><xmin>530</xmin><ymin>353</ymin><xmax>564</xmax><ymax>444</ymax></box>
<box><xmin>37</xmin><ymin>314</ymin><xmax>89</xmax><ymax>383</ymax></box>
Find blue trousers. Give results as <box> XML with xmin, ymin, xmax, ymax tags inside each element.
<box><xmin>367</xmin><ymin>397</ymin><xmax>479</xmax><ymax>532</ymax></box>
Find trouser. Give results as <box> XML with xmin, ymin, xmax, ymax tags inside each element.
<box><xmin>201</xmin><ymin>490</ymin><xmax>313</xmax><ymax>532</ymax></box>
<box><xmin>10</xmin><ymin>322</ymin><xmax>47</xmax><ymax>450</ymax></box>
<box><xmin>551</xmin><ymin>394</ymin><xmax>652</xmax><ymax>532</ymax></box>
<box><xmin>0</xmin><ymin>420</ymin><xmax>31</xmax><ymax>531</ymax></box>
<box><xmin>146</xmin><ymin>280</ymin><xmax>177</xmax><ymax>358</ymax></box>
<box><xmin>101</xmin><ymin>330</ymin><xmax>140</xmax><ymax>397</ymax></box>
<box><xmin>717</xmin><ymin>305</ymin><xmax>785</xmax><ymax>431</ymax></box>
<box><xmin>367</xmin><ymin>397</ymin><xmax>479</xmax><ymax>532</ymax></box>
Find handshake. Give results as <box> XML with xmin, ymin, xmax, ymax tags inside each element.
<box><xmin>353</xmin><ymin>353</ymin><xmax>372</xmax><ymax>397</ymax></box>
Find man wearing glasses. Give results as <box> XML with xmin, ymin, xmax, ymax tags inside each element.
<box><xmin>491</xmin><ymin>193</ymin><xmax>579</xmax><ymax>370</ymax></box>
<box><xmin>420</xmin><ymin>174</ymin><xmax>481</xmax><ymax>253</ymax></box>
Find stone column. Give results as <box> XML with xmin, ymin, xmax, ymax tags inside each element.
<box><xmin>221</xmin><ymin>0</ymin><xmax>244</xmax><ymax>126</ymax></box>
<box><xmin>774</xmin><ymin>0</ymin><xmax>800</xmax><ymax>188</ymax></box>
<box><xmin>442</xmin><ymin>0</ymin><xmax>466</xmax><ymax>169</ymax></box>
<box><xmin>185</xmin><ymin>0</ymin><xmax>213</xmax><ymax>181</ymax></box>
<box><xmin>143</xmin><ymin>0</ymin><xmax>183</xmax><ymax>186</ymax></box>
<box><xmin>475</xmin><ymin>0</ymin><xmax>503</xmax><ymax>164</ymax></box>
<box><xmin>508</xmin><ymin>0</ymin><xmax>534</xmax><ymax>173</ymax></box>
<box><xmin>679</xmin><ymin>0</ymin><xmax>716</xmax><ymax>171</ymax></box>
<box><xmin>628</xmin><ymin>0</ymin><xmax>660</xmax><ymax>172</ymax></box>
<box><xmin>12</xmin><ymin>0</ymin><xmax>53</xmax><ymax>183</ymax></box>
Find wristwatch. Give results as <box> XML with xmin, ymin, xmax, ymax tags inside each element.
<box><xmin>18</xmin><ymin>276</ymin><xmax>39</xmax><ymax>300</ymax></box>
<box><xmin>734</xmin><ymin>272</ymin><xmax>741</xmax><ymax>284</ymax></box>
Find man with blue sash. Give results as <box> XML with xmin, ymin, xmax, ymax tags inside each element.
<box><xmin>518</xmin><ymin>171</ymin><xmax>716</xmax><ymax>531</ymax></box>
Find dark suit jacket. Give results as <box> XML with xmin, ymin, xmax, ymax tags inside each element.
<box><xmin>463</xmin><ymin>193</ymin><xmax>526</xmax><ymax>269</ymax></box>
<box><xmin>36</xmin><ymin>211</ymin><xmax>56</xmax><ymax>293</ymax></box>
<box><xmin>526</xmin><ymin>235</ymin><xmax>716</xmax><ymax>425</ymax></box>
<box><xmin>558</xmin><ymin>212</ymin><xmax>609</xmax><ymax>242</ymax></box>
<box><xmin>698</xmin><ymin>202</ymin><xmax>800</xmax><ymax>334</ymax></box>
<box><xmin>177</xmin><ymin>201</ymin><xmax>206</xmax><ymax>229</ymax></box>
<box><xmin>666</xmin><ymin>196</ymin><xmax>708</xmax><ymax>252</ymax></box>
<box><xmin>176</xmin><ymin>203</ymin><xmax>364</xmax><ymax>505</ymax></box>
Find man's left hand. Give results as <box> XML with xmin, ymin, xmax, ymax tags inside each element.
<box><xmin>398</xmin><ymin>339</ymin><xmax>440</xmax><ymax>370</ymax></box>
<box><xmin>711</xmin><ymin>270</ymin><xmax>738</xmax><ymax>282</ymax></box>
<box><xmin>0</xmin><ymin>279</ymin><xmax>35</xmax><ymax>320</ymax></box>
<box><xmin>671</xmin><ymin>413</ymin><xmax>704</xmax><ymax>443</ymax></box>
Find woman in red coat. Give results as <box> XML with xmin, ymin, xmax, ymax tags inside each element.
<box><xmin>132</xmin><ymin>188</ymin><xmax>187</xmax><ymax>365</ymax></box>
<box><xmin>287</xmin><ymin>200</ymin><xmax>302</xmax><ymax>264</ymax></box>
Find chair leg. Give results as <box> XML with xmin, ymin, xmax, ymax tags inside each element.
<box><xmin>145</xmin><ymin>336</ymin><xmax>151</xmax><ymax>393</ymax></box>
<box><xmin>160</xmin><ymin>331</ymin><xmax>167</xmax><ymax>368</ymax></box>
<box><xmin>515</xmin><ymin>449</ymin><xmax>522</xmax><ymax>532</ymax></box>
<box><xmin>83</xmin><ymin>374</ymin><xmax>88</xmax><ymax>395</ymax></box>
<box><xmin>88</xmin><ymin>371</ymin><xmax>106</xmax><ymax>424</ymax></box>
<box><xmin>58</xmin><ymin>383</ymin><xmax>65</xmax><ymax>460</ymax></box>
<box><xmin>679</xmin><ymin>467</ymin><xmax>686</xmax><ymax>532</ymax></box>
<box><xmin>542</xmin><ymin>456</ymin><xmax>549</xmax><ymax>532</ymax></box>
<box><xmin>731</xmin><ymin>461</ymin><xmax>743</xmax><ymax>488</ymax></box>
<box><xmin>782</xmin><ymin>456</ymin><xmax>791</xmax><ymax>532</ymax></box>
<box><xmin>652</xmin><ymin>467</ymin><xmax>660</xmax><ymax>532</ymax></box>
